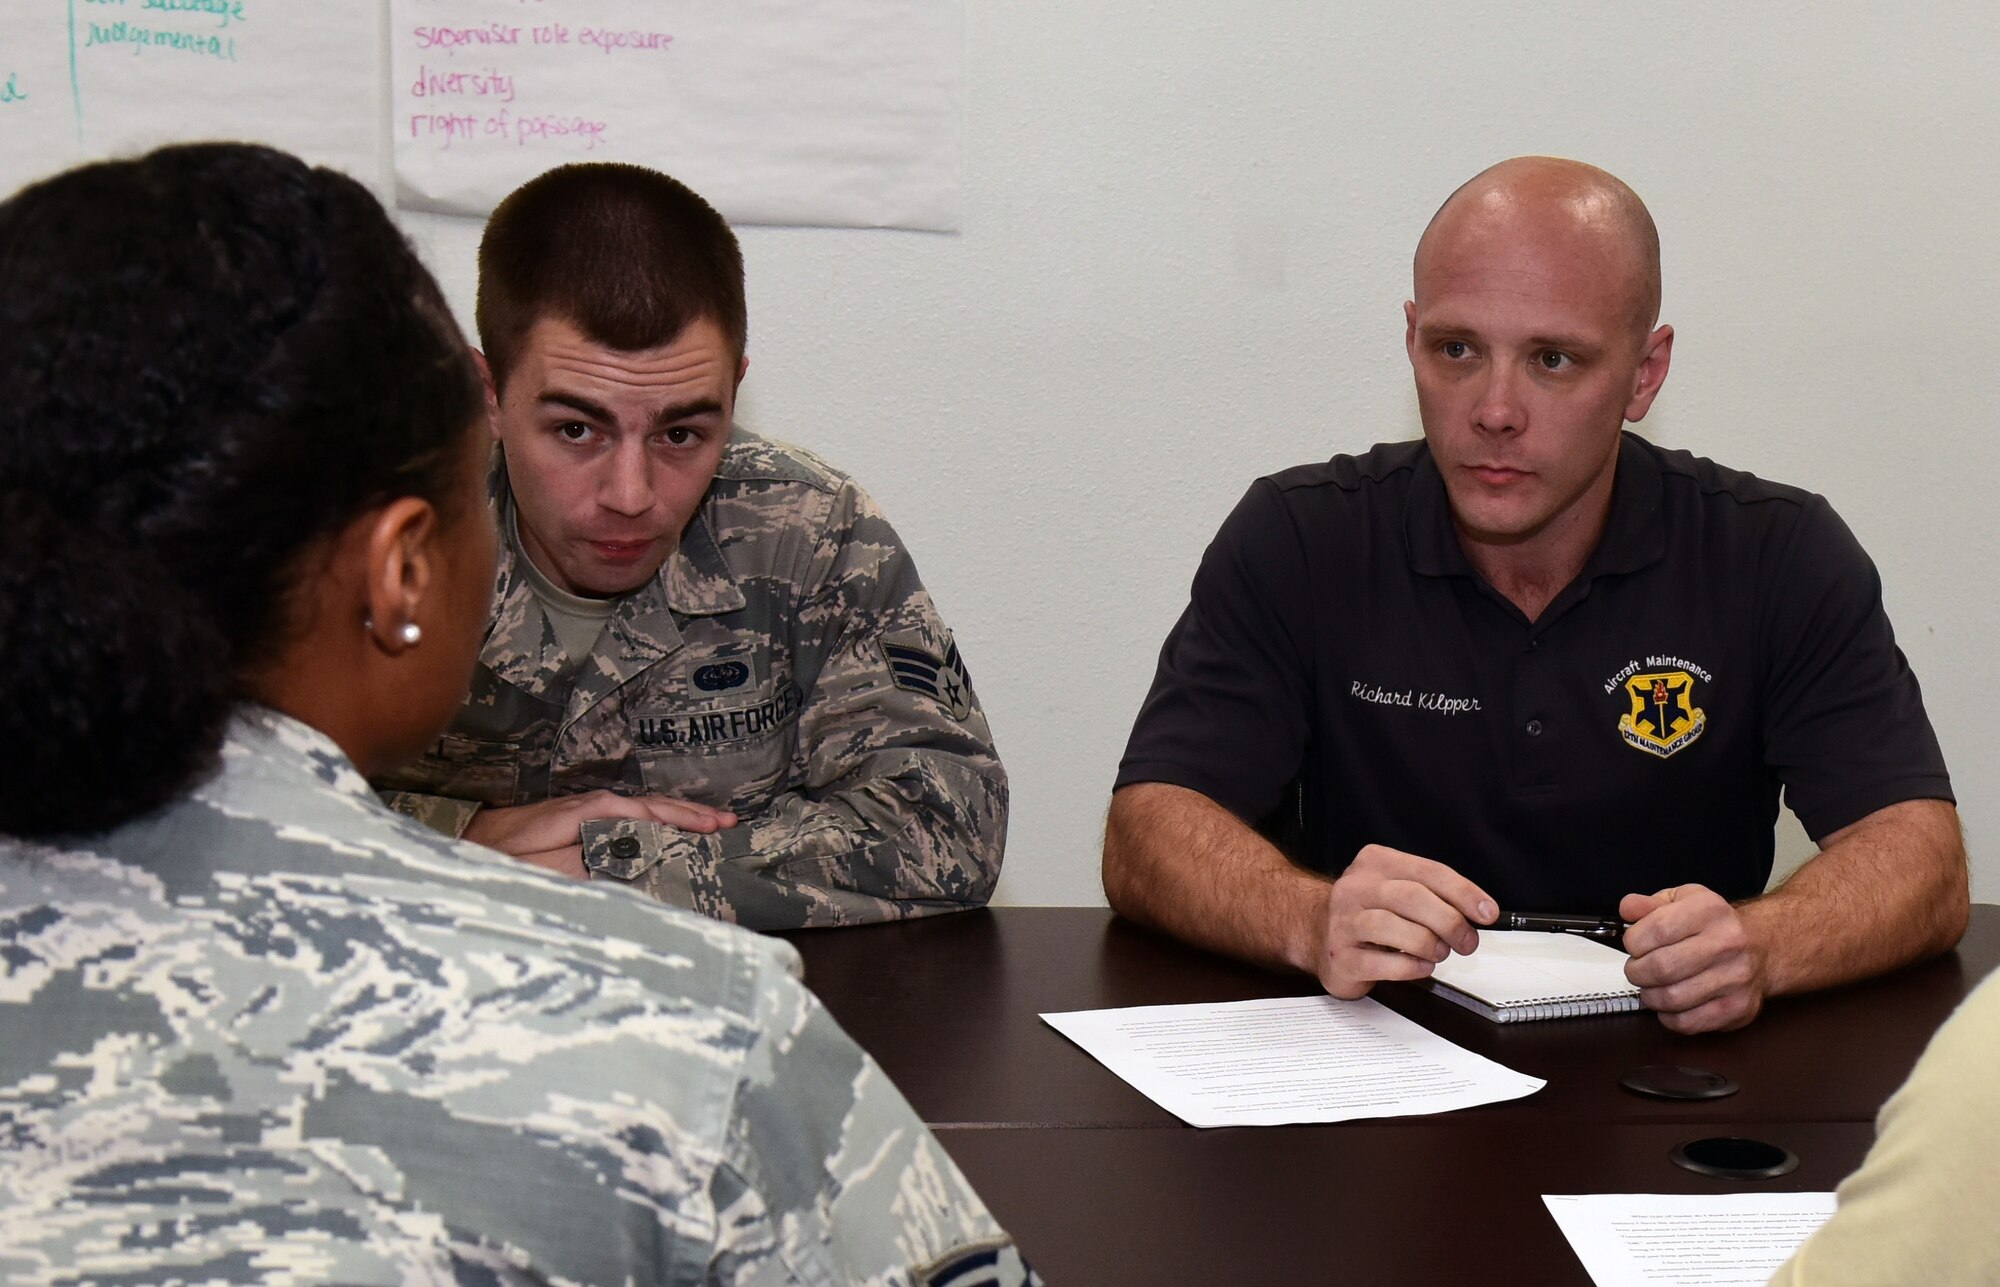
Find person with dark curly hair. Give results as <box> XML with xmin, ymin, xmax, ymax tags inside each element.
<box><xmin>0</xmin><ymin>144</ymin><xmax>1032</xmax><ymax>1286</ymax></box>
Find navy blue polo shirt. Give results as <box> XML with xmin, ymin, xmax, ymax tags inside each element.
<box><xmin>1115</xmin><ymin>433</ymin><xmax>1952</xmax><ymax>913</ymax></box>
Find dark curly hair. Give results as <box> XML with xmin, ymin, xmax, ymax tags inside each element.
<box><xmin>0</xmin><ymin>143</ymin><xmax>482</xmax><ymax>838</ymax></box>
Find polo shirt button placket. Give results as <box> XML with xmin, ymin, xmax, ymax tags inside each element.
<box><xmin>1509</xmin><ymin>623</ymin><xmax>1558</xmax><ymax>794</ymax></box>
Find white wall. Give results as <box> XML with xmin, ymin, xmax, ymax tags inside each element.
<box><xmin>404</xmin><ymin>2</ymin><xmax>2000</xmax><ymax>906</ymax></box>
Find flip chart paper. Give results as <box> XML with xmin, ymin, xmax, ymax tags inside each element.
<box><xmin>390</xmin><ymin>0</ymin><xmax>961</xmax><ymax>229</ymax></box>
<box><xmin>1</xmin><ymin>2</ymin><xmax>382</xmax><ymax>197</ymax></box>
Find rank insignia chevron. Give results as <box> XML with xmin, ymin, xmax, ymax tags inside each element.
<box><xmin>880</xmin><ymin>629</ymin><xmax>974</xmax><ymax>720</ymax></box>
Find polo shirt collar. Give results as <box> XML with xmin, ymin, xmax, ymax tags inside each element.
<box><xmin>1405</xmin><ymin>450</ymin><xmax>1475</xmax><ymax>579</ymax></box>
<box><xmin>1582</xmin><ymin>433</ymin><xmax>1668</xmax><ymax>579</ymax></box>
<box><xmin>1404</xmin><ymin>431</ymin><xmax>1667</xmax><ymax>584</ymax></box>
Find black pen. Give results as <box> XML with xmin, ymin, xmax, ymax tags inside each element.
<box><xmin>1489</xmin><ymin>910</ymin><xmax>1628</xmax><ymax>944</ymax></box>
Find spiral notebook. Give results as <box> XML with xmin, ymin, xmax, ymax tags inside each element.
<box><xmin>1424</xmin><ymin>930</ymin><xmax>1642</xmax><ymax>1023</ymax></box>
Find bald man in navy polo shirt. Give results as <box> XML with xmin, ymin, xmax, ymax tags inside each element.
<box><xmin>1104</xmin><ymin>157</ymin><xmax>1966</xmax><ymax>1034</ymax></box>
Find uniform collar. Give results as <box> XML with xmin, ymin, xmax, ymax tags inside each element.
<box><xmin>1404</xmin><ymin>431</ymin><xmax>1667</xmax><ymax>585</ymax></box>
<box><xmin>666</xmin><ymin>507</ymin><xmax>746</xmax><ymax>617</ymax></box>
<box><xmin>484</xmin><ymin>480</ymin><xmax>571</xmax><ymax>699</ymax></box>
<box><xmin>482</xmin><ymin>457</ymin><xmax>745</xmax><ymax>702</ymax></box>
<box><xmin>222</xmin><ymin>705</ymin><xmax>375</xmax><ymax>802</ymax></box>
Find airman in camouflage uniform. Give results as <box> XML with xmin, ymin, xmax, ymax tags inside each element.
<box><xmin>0</xmin><ymin>706</ymin><xmax>1035</xmax><ymax>1286</ymax></box>
<box><xmin>375</xmin><ymin>432</ymin><xmax>1007</xmax><ymax>929</ymax></box>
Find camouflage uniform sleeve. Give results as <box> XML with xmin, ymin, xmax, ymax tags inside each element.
<box><xmin>709</xmin><ymin>951</ymin><xmax>1038</xmax><ymax>1286</ymax></box>
<box><xmin>583</xmin><ymin>480</ymin><xmax>1008</xmax><ymax>930</ymax></box>
<box><xmin>377</xmin><ymin>789</ymin><xmax>483</xmax><ymax>839</ymax></box>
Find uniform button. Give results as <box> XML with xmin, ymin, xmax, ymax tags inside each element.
<box><xmin>1525</xmin><ymin>719</ymin><xmax>1544</xmax><ymax>737</ymax></box>
<box><xmin>608</xmin><ymin>836</ymin><xmax>641</xmax><ymax>860</ymax></box>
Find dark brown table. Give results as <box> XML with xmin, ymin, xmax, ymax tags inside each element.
<box><xmin>783</xmin><ymin>906</ymin><xmax>2000</xmax><ymax>1284</ymax></box>
<box><xmin>935</xmin><ymin>1120</ymin><xmax>1877</xmax><ymax>1285</ymax></box>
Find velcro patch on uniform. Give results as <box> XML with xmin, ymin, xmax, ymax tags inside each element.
<box><xmin>880</xmin><ymin>629</ymin><xmax>973</xmax><ymax>721</ymax></box>
<box><xmin>691</xmin><ymin>660</ymin><xmax>752</xmax><ymax>693</ymax></box>
<box><xmin>917</xmin><ymin>1238</ymin><xmax>1017</xmax><ymax>1287</ymax></box>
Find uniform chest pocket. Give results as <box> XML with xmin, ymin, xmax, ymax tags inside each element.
<box><xmin>407</xmin><ymin>733</ymin><xmax>522</xmax><ymax>805</ymax></box>
<box><xmin>632</xmin><ymin>681</ymin><xmax>802</xmax><ymax>811</ymax></box>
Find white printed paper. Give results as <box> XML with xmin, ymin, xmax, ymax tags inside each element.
<box><xmin>390</xmin><ymin>0</ymin><xmax>961</xmax><ymax>230</ymax></box>
<box><xmin>1543</xmin><ymin>1193</ymin><xmax>1836</xmax><ymax>1287</ymax></box>
<box><xmin>1041</xmin><ymin>994</ymin><xmax>1545</xmax><ymax>1128</ymax></box>
<box><xmin>1</xmin><ymin>2</ymin><xmax>383</xmax><ymax>199</ymax></box>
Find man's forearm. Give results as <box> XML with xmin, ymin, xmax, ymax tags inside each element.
<box><xmin>586</xmin><ymin>753</ymin><xmax>1005</xmax><ymax>929</ymax></box>
<box><xmin>1744</xmin><ymin>798</ymin><xmax>1967</xmax><ymax>997</ymax></box>
<box><xmin>1102</xmin><ymin>782</ymin><xmax>1330</xmax><ymax>975</ymax></box>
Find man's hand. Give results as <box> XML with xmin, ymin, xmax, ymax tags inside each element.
<box><xmin>1311</xmin><ymin>844</ymin><xmax>1497</xmax><ymax>999</ymax></box>
<box><xmin>1620</xmin><ymin>885</ymin><xmax>1770</xmax><ymax>1034</ymax></box>
<box><xmin>462</xmin><ymin>791</ymin><xmax>738</xmax><ymax>882</ymax></box>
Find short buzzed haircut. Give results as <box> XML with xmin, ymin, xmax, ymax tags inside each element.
<box><xmin>476</xmin><ymin>162</ymin><xmax>746</xmax><ymax>392</ymax></box>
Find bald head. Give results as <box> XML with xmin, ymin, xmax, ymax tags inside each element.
<box><xmin>1415</xmin><ymin>157</ymin><xmax>1661</xmax><ymax>339</ymax></box>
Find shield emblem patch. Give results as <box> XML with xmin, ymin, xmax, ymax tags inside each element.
<box><xmin>1618</xmin><ymin>670</ymin><xmax>1707</xmax><ymax>759</ymax></box>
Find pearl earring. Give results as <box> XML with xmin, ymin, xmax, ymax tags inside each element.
<box><xmin>399</xmin><ymin>622</ymin><xmax>423</xmax><ymax>647</ymax></box>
